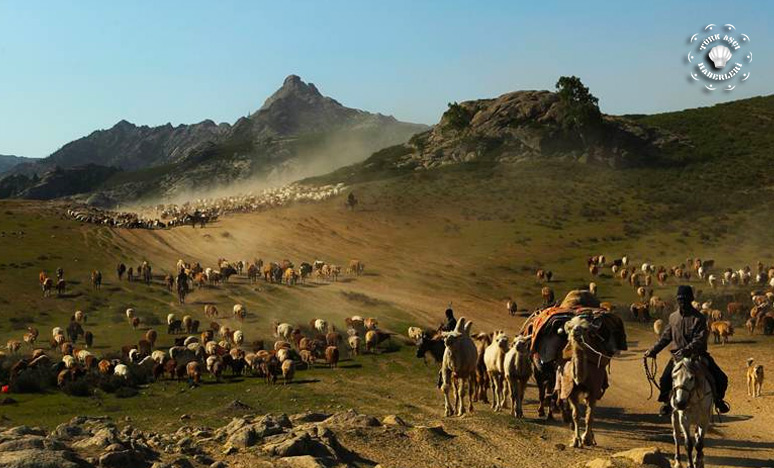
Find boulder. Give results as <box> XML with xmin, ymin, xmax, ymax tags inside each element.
<box><xmin>226</xmin><ymin>426</ymin><xmax>257</xmax><ymax>448</ymax></box>
<box><xmin>98</xmin><ymin>449</ymin><xmax>149</xmax><ymax>468</ymax></box>
<box><xmin>280</xmin><ymin>456</ymin><xmax>327</xmax><ymax>468</ymax></box>
<box><xmin>0</xmin><ymin>448</ymin><xmax>91</xmax><ymax>468</ymax></box>
<box><xmin>381</xmin><ymin>415</ymin><xmax>409</xmax><ymax>427</ymax></box>
<box><xmin>73</xmin><ymin>427</ymin><xmax>121</xmax><ymax>450</ymax></box>
<box><xmin>612</xmin><ymin>447</ymin><xmax>670</xmax><ymax>468</ymax></box>
<box><xmin>585</xmin><ymin>459</ymin><xmax>613</xmax><ymax>468</ymax></box>
<box><xmin>290</xmin><ymin>412</ymin><xmax>331</xmax><ymax>424</ymax></box>
<box><xmin>261</xmin><ymin>432</ymin><xmax>334</xmax><ymax>459</ymax></box>
<box><xmin>0</xmin><ymin>435</ymin><xmax>66</xmax><ymax>452</ymax></box>
<box><xmin>322</xmin><ymin>410</ymin><xmax>380</xmax><ymax>428</ymax></box>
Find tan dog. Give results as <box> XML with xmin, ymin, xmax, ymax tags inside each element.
<box><xmin>747</xmin><ymin>358</ymin><xmax>764</xmax><ymax>397</ymax></box>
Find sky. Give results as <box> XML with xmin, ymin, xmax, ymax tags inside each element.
<box><xmin>0</xmin><ymin>0</ymin><xmax>771</xmax><ymax>158</ymax></box>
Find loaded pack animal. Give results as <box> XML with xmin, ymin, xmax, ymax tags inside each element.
<box><xmin>557</xmin><ymin>313</ymin><xmax>627</xmax><ymax>448</ymax></box>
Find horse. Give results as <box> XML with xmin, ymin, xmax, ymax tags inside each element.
<box><xmin>670</xmin><ymin>357</ymin><xmax>713</xmax><ymax>468</ymax></box>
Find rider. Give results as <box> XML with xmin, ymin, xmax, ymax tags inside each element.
<box><xmin>440</xmin><ymin>307</ymin><xmax>457</xmax><ymax>332</ymax></box>
<box><xmin>644</xmin><ymin>285</ymin><xmax>730</xmax><ymax>416</ymax></box>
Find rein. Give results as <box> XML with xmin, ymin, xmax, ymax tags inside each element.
<box><xmin>643</xmin><ymin>357</ymin><xmax>660</xmax><ymax>400</ymax></box>
<box><xmin>578</xmin><ymin>335</ymin><xmax>614</xmax><ymax>369</ymax></box>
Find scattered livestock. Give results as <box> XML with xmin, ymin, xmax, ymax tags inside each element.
<box><xmin>746</xmin><ymin>358</ymin><xmax>764</xmax><ymax>398</ymax></box>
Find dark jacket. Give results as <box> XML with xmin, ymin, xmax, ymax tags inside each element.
<box><xmin>441</xmin><ymin>317</ymin><xmax>457</xmax><ymax>332</ymax></box>
<box><xmin>650</xmin><ymin>307</ymin><xmax>708</xmax><ymax>357</ymax></box>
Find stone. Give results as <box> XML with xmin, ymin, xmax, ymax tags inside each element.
<box><xmin>612</xmin><ymin>446</ymin><xmax>670</xmax><ymax>468</ymax></box>
<box><xmin>0</xmin><ymin>448</ymin><xmax>91</xmax><ymax>468</ymax></box>
<box><xmin>0</xmin><ymin>435</ymin><xmax>66</xmax><ymax>452</ymax></box>
<box><xmin>98</xmin><ymin>449</ymin><xmax>148</xmax><ymax>468</ymax></box>
<box><xmin>168</xmin><ymin>456</ymin><xmax>194</xmax><ymax>468</ymax></box>
<box><xmin>72</xmin><ymin>427</ymin><xmax>121</xmax><ymax>450</ymax></box>
<box><xmin>1</xmin><ymin>426</ymin><xmax>47</xmax><ymax>437</ymax></box>
<box><xmin>209</xmin><ymin>462</ymin><xmax>227</xmax><ymax>468</ymax></box>
<box><xmin>585</xmin><ymin>458</ymin><xmax>613</xmax><ymax>468</ymax></box>
<box><xmin>322</xmin><ymin>410</ymin><xmax>381</xmax><ymax>428</ymax></box>
<box><xmin>381</xmin><ymin>415</ymin><xmax>408</xmax><ymax>427</ymax></box>
<box><xmin>53</xmin><ymin>424</ymin><xmax>84</xmax><ymax>439</ymax></box>
<box><xmin>290</xmin><ymin>412</ymin><xmax>330</xmax><ymax>424</ymax></box>
<box><xmin>262</xmin><ymin>432</ymin><xmax>336</xmax><ymax>459</ymax></box>
<box><xmin>226</xmin><ymin>426</ymin><xmax>257</xmax><ymax>448</ymax></box>
<box><xmin>280</xmin><ymin>455</ymin><xmax>327</xmax><ymax>468</ymax></box>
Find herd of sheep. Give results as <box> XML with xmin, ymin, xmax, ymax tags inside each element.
<box><xmin>66</xmin><ymin>182</ymin><xmax>347</xmax><ymax>229</ymax></box>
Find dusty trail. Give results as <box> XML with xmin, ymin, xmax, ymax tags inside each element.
<box><xmin>107</xmin><ymin>206</ymin><xmax>774</xmax><ymax>468</ymax></box>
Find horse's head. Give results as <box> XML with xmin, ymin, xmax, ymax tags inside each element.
<box><xmin>671</xmin><ymin>357</ymin><xmax>700</xmax><ymax>410</ymax></box>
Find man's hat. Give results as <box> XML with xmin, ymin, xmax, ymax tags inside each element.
<box><xmin>676</xmin><ymin>285</ymin><xmax>694</xmax><ymax>301</ymax></box>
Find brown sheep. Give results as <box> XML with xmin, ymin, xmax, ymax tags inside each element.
<box><xmin>131</xmin><ymin>317</ymin><xmax>141</xmax><ymax>330</ymax></box>
<box><xmin>98</xmin><ymin>359</ymin><xmax>113</xmax><ymax>375</ymax></box>
<box><xmin>365</xmin><ymin>330</ymin><xmax>394</xmax><ymax>353</ymax></box>
<box><xmin>541</xmin><ymin>286</ymin><xmax>555</xmax><ymax>305</ymax></box>
<box><xmin>727</xmin><ymin>302</ymin><xmax>744</xmax><ymax>317</ymax></box>
<box><xmin>326</xmin><ymin>332</ymin><xmax>342</xmax><ymax>348</ymax></box>
<box><xmin>325</xmin><ymin>346</ymin><xmax>340</xmax><ymax>368</ymax></box>
<box><xmin>204</xmin><ymin>304</ymin><xmax>219</xmax><ymax>318</ymax></box>
<box><xmin>300</xmin><ymin>349</ymin><xmax>315</xmax><ymax>368</ymax></box>
<box><xmin>281</xmin><ymin>359</ymin><xmax>295</xmax><ymax>384</ymax></box>
<box><xmin>145</xmin><ymin>329</ymin><xmax>158</xmax><ymax>348</ymax></box>
<box><xmin>630</xmin><ymin>302</ymin><xmax>650</xmax><ymax>322</ymax></box>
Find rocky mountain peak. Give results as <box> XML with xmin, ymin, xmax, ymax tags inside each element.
<box><xmin>258</xmin><ymin>75</ymin><xmax>334</xmax><ymax>113</ymax></box>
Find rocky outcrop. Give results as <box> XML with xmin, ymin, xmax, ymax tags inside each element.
<box><xmin>584</xmin><ymin>446</ymin><xmax>670</xmax><ymax>468</ymax></box>
<box><xmin>398</xmin><ymin>90</ymin><xmax>687</xmax><ymax>170</ymax></box>
<box><xmin>0</xmin><ymin>154</ymin><xmax>32</xmax><ymax>175</ymax></box>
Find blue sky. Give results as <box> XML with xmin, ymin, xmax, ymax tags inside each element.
<box><xmin>0</xmin><ymin>1</ymin><xmax>771</xmax><ymax>157</ymax></box>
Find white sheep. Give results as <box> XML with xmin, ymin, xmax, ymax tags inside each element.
<box><xmin>275</xmin><ymin>323</ymin><xmax>293</xmax><ymax>341</ymax></box>
<box><xmin>128</xmin><ymin>348</ymin><xmax>140</xmax><ymax>363</ymax></box>
<box><xmin>151</xmin><ymin>350</ymin><xmax>166</xmax><ymax>364</ymax></box>
<box><xmin>588</xmin><ymin>282</ymin><xmax>597</xmax><ymax>296</ymax></box>
<box><xmin>233</xmin><ymin>330</ymin><xmax>244</xmax><ymax>347</ymax></box>
<box><xmin>52</xmin><ymin>327</ymin><xmax>63</xmax><ymax>338</ymax></box>
<box><xmin>167</xmin><ymin>313</ymin><xmax>176</xmax><ymax>326</ymax></box>
<box><xmin>407</xmin><ymin>326</ymin><xmax>423</xmax><ymax>341</ymax></box>
<box><xmin>313</xmin><ymin>319</ymin><xmax>328</xmax><ymax>334</ymax></box>
<box><xmin>348</xmin><ymin>335</ymin><xmax>361</xmax><ymax>356</ymax></box>
<box><xmin>277</xmin><ymin>348</ymin><xmax>292</xmax><ymax>363</ymax></box>
<box><xmin>76</xmin><ymin>349</ymin><xmax>92</xmax><ymax>364</ymax></box>
<box><xmin>183</xmin><ymin>336</ymin><xmax>199</xmax><ymax>347</ymax></box>
<box><xmin>74</xmin><ymin>310</ymin><xmax>86</xmax><ymax>323</ymax></box>
<box><xmin>126</xmin><ymin>308</ymin><xmax>135</xmax><ymax>321</ymax></box>
<box><xmin>233</xmin><ymin>304</ymin><xmax>247</xmax><ymax>321</ymax></box>
<box><xmin>114</xmin><ymin>363</ymin><xmax>129</xmax><ymax>379</ymax></box>
<box><xmin>62</xmin><ymin>355</ymin><xmax>76</xmax><ymax>369</ymax></box>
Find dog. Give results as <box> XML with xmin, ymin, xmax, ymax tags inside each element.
<box><xmin>747</xmin><ymin>358</ymin><xmax>764</xmax><ymax>397</ymax></box>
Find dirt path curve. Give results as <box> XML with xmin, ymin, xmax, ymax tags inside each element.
<box><xmin>583</xmin><ymin>327</ymin><xmax>774</xmax><ymax>468</ymax></box>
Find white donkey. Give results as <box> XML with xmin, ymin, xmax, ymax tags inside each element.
<box><xmin>670</xmin><ymin>357</ymin><xmax>714</xmax><ymax>468</ymax></box>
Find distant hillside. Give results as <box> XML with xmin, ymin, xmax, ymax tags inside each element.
<box><xmin>0</xmin><ymin>75</ymin><xmax>427</xmax><ymax>204</ymax></box>
<box><xmin>0</xmin><ymin>155</ymin><xmax>33</xmax><ymax>175</ymax></box>
<box><xmin>308</xmin><ymin>93</ymin><xmax>773</xmax><ymax>187</ymax></box>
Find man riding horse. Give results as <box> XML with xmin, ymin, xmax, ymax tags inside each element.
<box><xmin>644</xmin><ymin>285</ymin><xmax>729</xmax><ymax>416</ymax></box>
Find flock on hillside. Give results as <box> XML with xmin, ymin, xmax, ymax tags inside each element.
<box><xmin>65</xmin><ymin>182</ymin><xmax>347</xmax><ymax>229</ymax></box>
<box><xmin>2</xmin><ymin>255</ymin><xmax>380</xmax><ymax>400</ymax></box>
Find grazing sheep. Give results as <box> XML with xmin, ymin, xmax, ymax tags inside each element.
<box><xmin>364</xmin><ymin>318</ymin><xmax>378</xmax><ymax>330</ymax></box>
<box><xmin>747</xmin><ymin>358</ymin><xmax>764</xmax><ymax>397</ymax></box>
<box><xmin>504</xmin><ymin>335</ymin><xmax>532</xmax><ymax>419</ymax></box>
<box><xmin>182</xmin><ymin>315</ymin><xmax>193</xmax><ymax>333</ymax></box>
<box><xmin>276</xmin><ymin>348</ymin><xmax>292</xmax><ymax>363</ymax></box>
<box><xmin>311</xmin><ymin>319</ymin><xmax>328</xmax><ymax>334</ymax></box>
<box><xmin>348</xmin><ymin>335</ymin><xmax>361</xmax><ymax>356</ymax></box>
<box><xmin>653</xmin><ymin>319</ymin><xmax>665</xmax><ymax>336</ymax></box>
<box><xmin>274</xmin><ymin>340</ymin><xmax>291</xmax><ymax>351</ymax></box>
<box><xmin>233</xmin><ymin>330</ymin><xmax>244</xmax><ymax>347</ymax></box>
<box><xmin>281</xmin><ymin>359</ymin><xmax>295</xmax><ymax>384</ymax></box>
<box><xmin>204</xmin><ymin>304</ymin><xmax>218</xmax><ymax>318</ymax></box>
<box><xmin>145</xmin><ymin>329</ymin><xmax>158</xmax><ymax>348</ymax></box>
<box><xmin>407</xmin><ymin>326</ymin><xmax>424</xmax><ymax>341</ymax></box>
<box><xmin>52</xmin><ymin>327</ymin><xmax>63</xmax><ymax>338</ymax></box>
<box><xmin>300</xmin><ymin>349</ymin><xmax>315</xmax><ymax>368</ymax></box>
<box><xmin>588</xmin><ymin>282</ymin><xmax>597</xmax><ymax>296</ymax></box>
<box><xmin>365</xmin><ymin>330</ymin><xmax>393</xmax><ymax>353</ymax></box>
<box><xmin>541</xmin><ymin>287</ymin><xmax>555</xmax><ymax>305</ymax></box>
<box><xmin>131</xmin><ymin>317</ymin><xmax>141</xmax><ymax>330</ymax></box>
<box><xmin>126</xmin><ymin>308</ymin><xmax>136</xmax><ymax>322</ymax></box>
<box><xmin>151</xmin><ymin>350</ymin><xmax>166</xmax><ymax>364</ymax></box>
<box><xmin>6</xmin><ymin>340</ymin><xmax>22</xmax><ymax>354</ymax></box>
<box><xmin>114</xmin><ymin>363</ymin><xmax>130</xmax><ymax>379</ymax></box>
<box><xmin>233</xmin><ymin>304</ymin><xmax>247</xmax><ymax>322</ymax></box>
<box><xmin>168</xmin><ymin>319</ymin><xmax>183</xmax><ymax>335</ymax></box>
<box><xmin>62</xmin><ymin>355</ymin><xmax>76</xmax><ymax>369</ymax></box>
<box><xmin>274</xmin><ymin>322</ymin><xmax>294</xmax><ymax>341</ymax></box>
<box><xmin>183</xmin><ymin>335</ymin><xmax>198</xmax><ymax>347</ymax></box>
<box><xmin>325</xmin><ymin>346</ymin><xmax>340</xmax><ymax>368</ymax></box>
<box><xmin>484</xmin><ymin>331</ymin><xmax>509</xmax><ymax>412</ymax></box>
